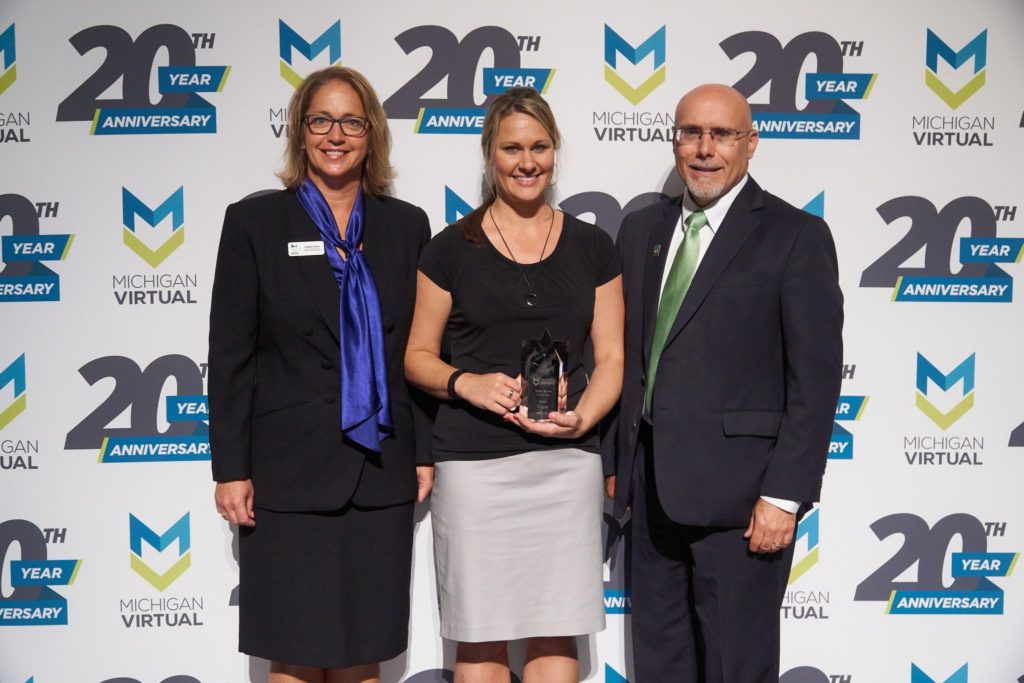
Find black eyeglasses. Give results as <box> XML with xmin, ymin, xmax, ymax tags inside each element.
<box><xmin>672</xmin><ymin>127</ymin><xmax>753</xmax><ymax>147</ymax></box>
<box><xmin>303</xmin><ymin>115</ymin><xmax>370</xmax><ymax>137</ymax></box>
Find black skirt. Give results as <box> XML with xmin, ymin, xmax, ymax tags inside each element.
<box><xmin>238</xmin><ymin>500</ymin><xmax>415</xmax><ymax>668</ymax></box>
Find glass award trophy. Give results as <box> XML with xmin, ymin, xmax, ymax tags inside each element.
<box><xmin>520</xmin><ymin>329</ymin><xmax>568</xmax><ymax>420</ymax></box>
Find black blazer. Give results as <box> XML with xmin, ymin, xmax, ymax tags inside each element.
<box><xmin>607</xmin><ymin>178</ymin><xmax>843</xmax><ymax>526</ymax></box>
<box><xmin>209</xmin><ymin>189</ymin><xmax>431</xmax><ymax>511</ymax></box>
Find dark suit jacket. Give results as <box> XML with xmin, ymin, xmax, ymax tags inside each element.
<box><xmin>209</xmin><ymin>189</ymin><xmax>431</xmax><ymax>512</ymax></box>
<box><xmin>607</xmin><ymin>177</ymin><xmax>843</xmax><ymax>527</ymax></box>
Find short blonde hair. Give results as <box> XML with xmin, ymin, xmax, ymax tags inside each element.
<box><xmin>277</xmin><ymin>66</ymin><xmax>394</xmax><ymax>196</ymax></box>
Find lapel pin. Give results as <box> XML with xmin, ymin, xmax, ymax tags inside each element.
<box><xmin>652</xmin><ymin>244</ymin><xmax>662</xmax><ymax>257</ymax></box>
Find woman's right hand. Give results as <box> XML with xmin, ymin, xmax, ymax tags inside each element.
<box><xmin>215</xmin><ymin>480</ymin><xmax>256</xmax><ymax>527</ymax></box>
<box><xmin>454</xmin><ymin>372</ymin><xmax>521</xmax><ymax>415</ymax></box>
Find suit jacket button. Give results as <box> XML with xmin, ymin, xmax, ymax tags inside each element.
<box><xmin>321</xmin><ymin>360</ymin><xmax>333</xmax><ymax>369</ymax></box>
<box><xmin>385</xmin><ymin>320</ymin><xmax>395</xmax><ymax>332</ymax></box>
<box><xmin>323</xmin><ymin>396</ymin><xmax>336</xmax><ymax>404</ymax></box>
<box><xmin>302</xmin><ymin>328</ymin><xmax>314</xmax><ymax>336</ymax></box>
<box><xmin>639</xmin><ymin>375</ymin><xmax>646</xmax><ymax>386</ymax></box>
<box><xmin>631</xmin><ymin>420</ymin><xmax>638</xmax><ymax>431</ymax></box>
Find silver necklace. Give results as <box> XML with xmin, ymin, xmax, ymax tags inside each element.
<box><xmin>488</xmin><ymin>205</ymin><xmax>555</xmax><ymax>308</ymax></box>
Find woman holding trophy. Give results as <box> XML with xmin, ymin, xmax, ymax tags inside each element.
<box><xmin>405</xmin><ymin>87</ymin><xmax>624</xmax><ymax>683</ymax></box>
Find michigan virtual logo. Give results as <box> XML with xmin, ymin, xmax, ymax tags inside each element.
<box><xmin>55</xmin><ymin>24</ymin><xmax>228</xmax><ymax>135</ymax></box>
<box><xmin>121</xmin><ymin>186</ymin><xmax>184</xmax><ymax>269</ymax></box>
<box><xmin>0</xmin><ymin>353</ymin><xmax>26</xmax><ymax>431</ymax></box>
<box><xmin>115</xmin><ymin>186</ymin><xmax>201</xmax><ymax>305</ymax></box>
<box><xmin>63</xmin><ymin>354</ymin><xmax>210</xmax><ymax>463</ymax></box>
<box><xmin>382</xmin><ymin>25</ymin><xmax>553</xmax><ymax>134</ymax></box>
<box><xmin>604</xmin><ymin>25</ymin><xmax>665</xmax><ymax>105</ymax></box>
<box><xmin>916</xmin><ymin>353</ymin><xmax>974</xmax><ymax>431</ymax></box>
<box><xmin>1</xmin><ymin>436</ymin><xmax>37</xmax><ymax>471</ymax></box>
<box><xmin>912</xmin><ymin>663</ymin><xmax>968</xmax><ymax>683</ymax></box>
<box><xmin>123</xmin><ymin>512</ymin><xmax>204</xmax><ymax>627</ymax></box>
<box><xmin>855</xmin><ymin>512</ymin><xmax>1017</xmax><ymax>615</ymax></box>
<box><xmin>718</xmin><ymin>30</ymin><xmax>876</xmax><ymax>139</ymax></box>
<box><xmin>859</xmin><ymin>195</ymin><xmax>1018</xmax><ymax>302</ymax></box>
<box><xmin>0</xmin><ymin>23</ymin><xmax>33</xmax><ymax>144</ymax></box>
<box><xmin>926</xmin><ymin>30</ymin><xmax>986</xmax><ymax>109</ymax></box>
<box><xmin>0</xmin><ymin>520</ymin><xmax>81</xmax><ymax>626</ymax></box>
<box><xmin>782</xmin><ymin>508</ymin><xmax>829</xmax><ymax>620</ymax></box>
<box><xmin>129</xmin><ymin>513</ymin><xmax>190</xmax><ymax>591</ymax></box>
<box><xmin>1</xmin><ymin>110</ymin><xmax>31</xmax><ymax>143</ymax></box>
<box><xmin>905</xmin><ymin>353</ymin><xmax>985</xmax><ymax>467</ymax></box>
<box><xmin>1</xmin><ymin>353</ymin><xmax>41</xmax><ymax>472</ymax></box>
<box><xmin>280</xmin><ymin>19</ymin><xmax>341</xmax><ymax>87</ymax></box>
<box><xmin>269</xmin><ymin>19</ymin><xmax>342</xmax><ymax>136</ymax></box>
<box><xmin>0</xmin><ymin>194</ymin><xmax>74</xmax><ymax>302</ymax></box>
<box><xmin>594</xmin><ymin>25</ymin><xmax>673</xmax><ymax>142</ymax></box>
<box><xmin>0</xmin><ymin>23</ymin><xmax>15</xmax><ymax>96</ymax></box>
<box><xmin>913</xmin><ymin>29</ymin><xmax>994</xmax><ymax>146</ymax></box>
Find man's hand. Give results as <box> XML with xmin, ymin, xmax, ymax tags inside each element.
<box><xmin>743</xmin><ymin>498</ymin><xmax>795</xmax><ymax>554</ymax></box>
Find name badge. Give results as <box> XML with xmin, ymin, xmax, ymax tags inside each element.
<box><xmin>288</xmin><ymin>241</ymin><xmax>325</xmax><ymax>256</ymax></box>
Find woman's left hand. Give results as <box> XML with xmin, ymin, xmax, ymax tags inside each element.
<box><xmin>416</xmin><ymin>465</ymin><xmax>434</xmax><ymax>503</ymax></box>
<box><xmin>504</xmin><ymin>409</ymin><xmax>587</xmax><ymax>439</ymax></box>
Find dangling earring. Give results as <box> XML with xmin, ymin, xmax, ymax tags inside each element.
<box><xmin>549</xmin><ymin>161</ymin><xmax>559</xmax><ymax>187</ymax></box>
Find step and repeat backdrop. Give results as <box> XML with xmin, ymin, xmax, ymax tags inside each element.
<box><xmin>2</xmin><ymin>1</ymin><xmax>1023</xmax><ymax>681</ymax></box>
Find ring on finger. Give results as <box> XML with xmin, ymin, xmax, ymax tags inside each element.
<box><xmin>506</xmin><ymin>389</ymin><xmax>513</xmax><ymax>399</ymax></box>
<box><xmin>772</xmin><ymin>542</ymin><xmax>783</xmax><ymax>549</ymax></box>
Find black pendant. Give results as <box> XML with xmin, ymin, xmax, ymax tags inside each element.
<box><xmin>524</xmin><ymin>292</ymin><xmax>539</xmax><ymax>307</ymax></box>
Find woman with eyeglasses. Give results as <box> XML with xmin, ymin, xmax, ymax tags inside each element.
<box><xmin>405</xmin><ymin>87</ymin><xmax>624</xmax><ymax>683</ymax></box>
<box><xmin>209</xmin><ymin>66</ymin><xmax>433</xmax><ymax>683</ymax></box>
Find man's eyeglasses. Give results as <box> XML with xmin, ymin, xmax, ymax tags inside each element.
<box><xmin>672</xmin><ymin>127</ymin><xmax>753</xmax><ymax>147</ymax></box>
<box><xmin>303</xmin><ymin>115</ymin><xmax>370</xmax><ymax>137</ymax></box>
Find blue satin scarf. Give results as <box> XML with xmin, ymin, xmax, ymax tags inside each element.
<box><xmin>295</xmin><ymin>178</ymin><xmax>393</xmax><ymax>452</ymax></box>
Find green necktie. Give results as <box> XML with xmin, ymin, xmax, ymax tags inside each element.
<box><xmin>645</xmin><ymin>210</ymin><xmax>708</xmax><ymax>413</ymax></box>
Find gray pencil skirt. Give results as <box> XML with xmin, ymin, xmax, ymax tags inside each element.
<box><xmin>431</xmin><ymin>447</ymin><xmax>606</xmax><ymax>642</ymax></box>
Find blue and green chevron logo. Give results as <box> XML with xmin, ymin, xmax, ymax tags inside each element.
<box><xmin>925</xmin><ymin>29</ymin><xmax>986</xmax><ymax>110</ymax></box>
<box><xmin>129</xmin><ymin>512</ymin><xmax>191</xmax><ymax>591</ymax></box>
<box><xmin>279</xmin><ymin>20</ymin><xmax>341</xmax><ymax>89</ymax></box>
<box><xmin>916</xmin><ymin>353</ymin><xmax>975</xmax><ymax>430</ymax></box>
<box><xmin>122</xmin><ymin>186</ymin><xmax>185</xmax><ymax>268</ymax></box>
<box><xmin>604</xmin><ymin>25</ymin><xmax>665</xmax><ymax>106</ymax></box>
<box><xmin>0</xmin><ymin>24</ymin><xmax>15</xmax><ymax>96</ymax></box>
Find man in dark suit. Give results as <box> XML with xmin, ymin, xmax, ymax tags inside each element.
<box><xmin>608</xmin><ymin>84</ymin><xmax>843</xmax><ymax>682</ymax></box>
